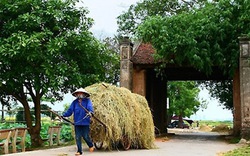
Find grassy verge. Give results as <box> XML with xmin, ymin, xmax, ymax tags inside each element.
<box><xmin>222</xmin><ymin>145</ymin><xmax>250</xmax><ymax>156</ymax></box>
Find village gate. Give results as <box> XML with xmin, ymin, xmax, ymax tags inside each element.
<box><xmin>119</xmin><ymin>37</ymin><xmax>250</xmax><ymax>139</ymax></box>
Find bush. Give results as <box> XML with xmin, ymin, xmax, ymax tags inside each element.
<box><xmin>60</xmin><ymin>124</ymin><xmax>74</xmax><ymax>142</ymax></box>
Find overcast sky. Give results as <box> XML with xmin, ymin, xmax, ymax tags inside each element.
<box><xmin>79</xmin><ymin>0</ymin><xmax>140</xmax><ymax>38</ymax></box>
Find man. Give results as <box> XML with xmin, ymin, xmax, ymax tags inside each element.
<box><xmin>62</xmin><ymin>88</ymin><xmax>94</xmax><ymax>156</ymax></box>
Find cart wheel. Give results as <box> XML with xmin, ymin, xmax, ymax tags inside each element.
<box><xmin>121</xmin><ymin>135</ymin><xmax>131</xmax><ymax>150</ymax></box>
<box><xmin>94</xmin><ymin>142</ymin><xmax>103</xmax><ymax>150</ymax></box>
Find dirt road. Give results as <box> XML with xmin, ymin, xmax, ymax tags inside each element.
<box><xmin>9</xmin><ymin>130</ymin><xmax>242</xmax><ymax>156</ymax></box>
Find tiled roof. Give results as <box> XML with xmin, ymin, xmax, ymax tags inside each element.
<box><xmin>131</xmin><ymin>43</ymin><xmax>156</xmax><ymax>64</ymax></box>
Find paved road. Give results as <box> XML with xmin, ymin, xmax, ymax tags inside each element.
<box><xmin>8</xmin><ymin>131</ymin><xmax>242</xmax><ymax>156</ymax></box>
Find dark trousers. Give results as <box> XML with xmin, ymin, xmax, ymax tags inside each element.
<box><xmin>75</xmin><ymin>125</ymin><xmax>93</xmax><ymax>154</ymax></box>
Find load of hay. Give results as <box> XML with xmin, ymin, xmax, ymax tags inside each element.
<box><xmin>85</xmin><ymin>82</ymin><xmax>155</xmax><ymax>150</ymax></box>
<box><xmin>199</xmin><ymin>125</ymin><xmax>212</xmax><ymax>132</ymax></box>
<box><xmin>211</xmin><ymin>124</ymin><xmax>233</xmax><ymax>134</ymax></box>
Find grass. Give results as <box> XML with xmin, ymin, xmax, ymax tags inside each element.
<box><xmin>198</xmin><ymin>120</ymin><xmax>233</xmax><ymax>128</ymax></box>
<box><xmin>222</xmin><ymin>145</ymin><xmax>250</xmax><ymax>156</ymax></box>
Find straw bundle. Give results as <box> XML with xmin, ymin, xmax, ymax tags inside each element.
<box><xmin>85</xmin><ymin>82</ymin><xmax>155</xmax><ymax>150</ymax></box>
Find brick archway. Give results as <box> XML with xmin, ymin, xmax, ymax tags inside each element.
<box><xmin>119</xmin><ymin>37</ymin><xmax>250</xmax><ymax>138</ymax></box>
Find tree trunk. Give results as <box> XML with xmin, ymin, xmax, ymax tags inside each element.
<box><xmin>167</xmin><ymin>113</ymin><xmax>173</xmax><ymax>125</ymax></box>
<box><xmin>16</xmin><ymin>90</ymin><xmax>43</xmax><ymax>148</ymax></box>
<box><xmin>29</xmin><ymin>127</ymin><xmax>43</xmax><ymax>147</ymax></box>
<box><xmin>178</xmin><ymin>114</ymin><xmax>184</xmax><ymax>128</ymax></box>
<box><xmin>25</xmin><ymin>98</ymin><xmax>43</xmax><ymax>147</ymax></box>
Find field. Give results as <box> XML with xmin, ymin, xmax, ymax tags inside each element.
<box><xmin>198</xmin><ymin>120</ymin><xmax>233</xmax><ymax>128</ymax></box>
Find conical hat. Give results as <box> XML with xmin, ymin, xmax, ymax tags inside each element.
<box><xmin>72</xmin><ymin>88</ymin><xmax>90</xmax><ymax>97</ymax></box>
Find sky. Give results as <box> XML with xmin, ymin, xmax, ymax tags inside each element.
<box><xmin>78</xmin><ymin>0</ymin><xmax>139</xmax><ymax>38</ymax></box>
<box><xmin>190</xmin><ymin>89</ymin><xmax>233</xmax><ymax>121</ymax></box>
<box><xmin>51</xmin><ymin>0</ymin><xmax>233</xmax><ymax>121</ymax></box>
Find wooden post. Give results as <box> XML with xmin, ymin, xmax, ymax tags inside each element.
<box><xmin>233</xmin><ymin>68</ymin><xmax>241</xmax><ymax>136</ymax></box>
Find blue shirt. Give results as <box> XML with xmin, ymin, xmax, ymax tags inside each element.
<box><xmin>63</xmin><ymin>98</ymin><xmax>94</xmax><ymax>125</ymax></box>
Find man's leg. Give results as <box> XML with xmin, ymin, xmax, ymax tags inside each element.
<box><xmin>75</xmin><ymin>126</ymin><xmax>83</xmax><ymax>155</ymax></box>
<box><xmin>82</xmin><ymin>125</ymin><xmax>94</xmax><ymax>151</ymax></box>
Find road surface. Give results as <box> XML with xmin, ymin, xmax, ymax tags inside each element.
<box><xmin>8</xmin><ymin>131</ymin><xmax>242</xmax><ymax>156</ymax></box>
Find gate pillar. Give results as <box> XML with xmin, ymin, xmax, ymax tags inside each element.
<box><xmin>239</xmin><ymin>36</ymin><xmax>250</xmax><ymax>139</ymax></box>
<box><xmin>119</xmin><ymin>37</ymin><xmax>133</xmax><ymax>90</ymax></box>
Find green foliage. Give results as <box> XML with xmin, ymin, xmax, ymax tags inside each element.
<box><xmin>167</xmin><ymin>81</ymin><xmax>205</xmax><ymax>118</ymax></box>
<box><xmin>15</xmin><ymin>107</ymin><xmax>29</xmax><ymax>123</ymax></box>
<box><xmin>0</xmin><ymin>0</ymin><xmax>119</xmax><ymax>147</ymax></box>
<box><xmin>0</xmin><ymin>122</ymin><xmax>73</xmax><ymax>148</ymax></box>
<box><xmin>199</xmin><ymin>120</ymin><xmax>233</xmax><ymax>128</ymax></box>
<box><xmin>228</xmin><ymin>137</ymin><xmax>241</xmax><ymax>144</ymax></box>
<box><xmin>40</xmin><ymin>104</ymin><xmax>56</xmax><ymax>119</ymax></box>
<box><xmin>100</xmin><ymin>37</ymin><xmax>120</xmax><ymax>84</ymax></box>
<box><xmin>137</xmin><ymin>1</ymin><xmax>241</xmax><ymax>76</ymax></box>
<box><xmin>200</xmin><ymin>80</ymin><xmax>233</xmax><ymax>110</ymax></box>
<box><xmin>0</xmin><ymin>122</ymin><xmax>31</xmax><ymax>148</ymax></box>
<box><xmin>63</xmin><ymin>103</ymin><xmax>70</xmax><ymax>112</ymax></box>
<box><xmin>117</xmin><ymin>0</ymin><xmax>206</xmax><ymax>38</ymax></box>
<box><xmin>223</xmin><ymin>145</ymin><xmax>250</xmax><ymax>156</ymax></box>
<box><xmin>118</xmin><ymin>0</ymin><xmax>250</xmax><ymax>111</ymax></box>
<box><xmin>0</xmin><ymin>0</ymin><xmax>117</xmax><ymax>102</ymax></box>
<box><xmin>60</xmin><ymin>124</ymin><xmax>74</xmax><ymax>141</ymax></box>
<box><xmin>39</xmin><ymin>123</ymin><xmax>74</xmax><ymax>146</ymax></box>
<box><xmin>0</xmin><ymin>122</ymin><xmax>26</xmax><ymax>129</ymax></box>
<box><xmin>15</xmin><ymin>104</ymin><xmax>54</xmax><ymax>122</ymax></box>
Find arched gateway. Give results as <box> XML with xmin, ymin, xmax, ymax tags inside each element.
<box><xmin>119</xmin><ymin>36</ymin><xmax>250</xmax><ymax>139</ymax></box>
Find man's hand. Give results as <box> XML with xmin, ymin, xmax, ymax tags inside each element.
<box><xmin>87</xmin><ymin>112</ymin><xmax>93</xmax><ymax>117</ymax></box>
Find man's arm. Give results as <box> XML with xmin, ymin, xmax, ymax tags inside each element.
<box><xmin>62</xmin><ymin>101</ymin><xmax>74</xmax><ymax>117</ymax></box>
<box><xmin>87</xmin><ymin>99</ymin><xmax>94</xmax><ymax>113</ymax></box>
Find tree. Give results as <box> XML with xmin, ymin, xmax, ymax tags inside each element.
<box><xmin>167</xmin><ymin>81</ymin><xmax>206</xmax><ymax>127</ymax></box>
<box><xmin>0</xmin><ymin>95</ymin><xmax>13</xmax><ymax>121</ymax></box>
<box><xmin>137</xmin><ymin>0</ymin><xmax>242</xmax><ymax>75</ymax></box>
<box><xmin>118</xmin><ymin>0</ymin><xmax>250</xmax><ymax>110</ymax></box>
<box><xmin>117</xmin><ymin>0</ymin><xmax>206</xmax><ymax>38</ymax></box>
<box><xmin>200</xmin><ymin>80</ymin><xmax>233</xmax><ymax>110</ymax></box>
<box><xmin>0</xmin><ymin>0</ymin><xmax>118</xmax><ymax>147</ymax></box>
<box><xmin>100</xmin><ymin>36</ymin><xmax>121</xmax><ymax>85</ymax></box>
